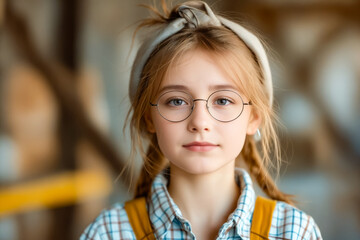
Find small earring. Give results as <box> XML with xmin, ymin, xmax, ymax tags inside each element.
<box><xmin>254</xmin><ymin>129</ymin><xmax>261</xmax><ymax>142</ymax></box>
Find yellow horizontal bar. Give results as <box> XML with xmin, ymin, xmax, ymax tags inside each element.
<box><xmin>0</xmin><ymin>170</ymin><xmax>112</xmax><ymax>217</ymax></box>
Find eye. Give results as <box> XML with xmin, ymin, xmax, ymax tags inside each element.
<box><xmin>167</xmin><ymin>98</ymin><xmax>187</xmax><ymax>106</ymax></box>
<box><xmin>214</xmin><ymin>98</ymin><xmax>232</xmax><ymax>106</ymax></box>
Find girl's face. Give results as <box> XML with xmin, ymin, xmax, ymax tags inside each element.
<box><xmin>148</xmin><ymin>49</ymin><xmax>261</xmax><ymax>175</ymax></box>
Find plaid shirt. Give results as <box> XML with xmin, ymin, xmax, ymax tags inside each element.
<box><xmin>80</xmin><ymin>168</ymin><xmax>322</xmax><ymax>240</ymax></box>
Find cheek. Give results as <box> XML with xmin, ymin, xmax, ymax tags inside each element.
<box><xmin>154</xmin><ymin>125</ymin><xmax>172</xmax><ymax>146</ymax></box>
<box><xmin>151</xmin><ymin>113</ymin><xmax>178</xmax><ymax>155</ymax></box>
<box><xmin>222</xmin><ymin>117</ymin><xmax>250</xmax><ymax>156</ymax></box>
<box><xmin>153</xmin><ymin>125</ymin><xmax>182</xmax><ymax>163</ymax></box>
<box><xmin>224</xmin><ymin>125</ymin><xmax>247</xmax><ymax>152</ymax></box>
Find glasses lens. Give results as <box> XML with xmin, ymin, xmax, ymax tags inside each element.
<box><xmin>207</xmin><ymin>90</ymin><xmax>244</xmax><ymax>122</ymax></box>
<box><xmin>157</xmin><ymin>91</ymin><xmax>193</xmax><ymax>122</ymax></box>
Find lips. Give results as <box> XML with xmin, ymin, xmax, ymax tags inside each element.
<box><xmin>183</xmin><ymin>141</ymin><xmax>218</xmax><ymax>152</ymax></box>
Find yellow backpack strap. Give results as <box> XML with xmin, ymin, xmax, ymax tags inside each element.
<box><xmin>250</xmin><ymin>196</ymin><xmax>277</xmax><ymax>240</ymax></box>
<box><xmin>124</xmin><ymin>197</ymin><xmax>156</xmax><ymax>240</ymax></box>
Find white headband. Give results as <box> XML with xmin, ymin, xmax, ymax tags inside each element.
<box><xmin>129</xmin><ymin>1</ymin><xmax>273</xmax><ymax>105</ymax></box>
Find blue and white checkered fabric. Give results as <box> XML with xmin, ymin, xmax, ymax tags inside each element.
<box><xmin>80</xmin><ymin>168</ymin><xmax>322</xmax><ymax>240</ymax></box>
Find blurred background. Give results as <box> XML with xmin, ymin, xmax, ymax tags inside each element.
<box><xmin>0</xmin><ymin>0</ymin><xmax>359</xmax><ymax>239</ymax></box>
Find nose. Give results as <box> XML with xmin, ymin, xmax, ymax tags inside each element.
<box><xmin>187</xmin><ymin>99</ymin><xmax>211</xmax><ymax>132</ymax></box>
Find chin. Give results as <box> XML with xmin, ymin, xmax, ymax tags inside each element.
<box><xmin>172</xmin><ymin>161</ymin><xmax>229</xmax><ymax>176</ymax></box>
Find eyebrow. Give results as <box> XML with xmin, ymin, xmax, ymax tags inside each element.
<box><xmin>159</xmin><ymin>84</ymin><xmax>239</xmax><ymax>94</ymax></box>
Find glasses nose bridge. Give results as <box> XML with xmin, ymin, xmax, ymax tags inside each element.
<box><xmin>190</xmin><ymin>98</ymin><xmax>211</xmax><ymax>122</ymax></box>
<box><xmin>192</xmin><ymin>98</ymin><xmax>208</xmax><ymax>109</ymax></box>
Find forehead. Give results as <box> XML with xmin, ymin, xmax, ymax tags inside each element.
<box><xmin>160</xmin><ymin>49</ymin><xmax>241</xmax><ymax>95</ymax></box>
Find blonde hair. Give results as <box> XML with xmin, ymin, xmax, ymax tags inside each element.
<box><xmin>126</xmin><ymin>0</ymin><xmax>293</xmax><ymax>204</ymax></box>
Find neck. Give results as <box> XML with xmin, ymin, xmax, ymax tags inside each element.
<box><xmin>168</xmin><ymin>163</ymin><xmax>240</xmax><ymax>239</ymax></box>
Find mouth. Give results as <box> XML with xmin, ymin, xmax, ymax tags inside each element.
<box><xmin>182</xmin><ymin>141</ymin><xmax>219</xmax><ymax>152</ymax></box>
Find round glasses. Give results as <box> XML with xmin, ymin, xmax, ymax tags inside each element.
<box><xmin>150</xmin><ymin>90</ymin><xmax>251</xmax><ymax>122</ymax></box>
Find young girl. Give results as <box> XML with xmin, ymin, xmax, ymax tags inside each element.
<box><xmin>81</xmin><ymin>1</ymin><xmax>322</xmax><ymax>239</ymax></box>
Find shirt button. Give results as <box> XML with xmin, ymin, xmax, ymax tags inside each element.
<box><xmin>184</xmin><ymin>223</ymin><xmax>190</xmax><ymax>231</ymax></box>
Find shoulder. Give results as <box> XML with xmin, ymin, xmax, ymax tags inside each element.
<box><xmin>80</xmin><ymin>203</ymin><xmax>136</xmax><ymax>240</ymax></box>
<box><xmin>269</xmin><ymin>201</ymin><xmax>322</xmax><ymax>240</ymax></box>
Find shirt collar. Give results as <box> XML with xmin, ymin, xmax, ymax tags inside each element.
<box><xmin>147</xmin><ymin>168</ymin><xmax>256</xmax><ymax>239</ymax></box>
<box><xmin>147</xmin><ymin>169</ymin><xmax>184</xmax><ymax>239</ymax></box>
<box><xmin>232</xmin><ymin>168</ymin><xmax>256</xmax><ymax>239</ymax></box>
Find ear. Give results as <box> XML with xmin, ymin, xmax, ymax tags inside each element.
<box><xmin>246</xmin><ymin>109</ymin><xmax>262</xmax><ymax>135</ymax></box>
<box><xmin>144</xmin><ymin>111</ymin><xmax>156</xmax><ymax>133</ymax></box>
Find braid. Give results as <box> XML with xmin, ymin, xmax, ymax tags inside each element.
<box><xmin>241</xmin><ymin>137</ymin><xmax>294</xmax><ymax>205</ymax></box>
<box><xmin>134</xmin><ymin>135</ymin><xmax>167</xmax><ymax>198</ymax></box>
